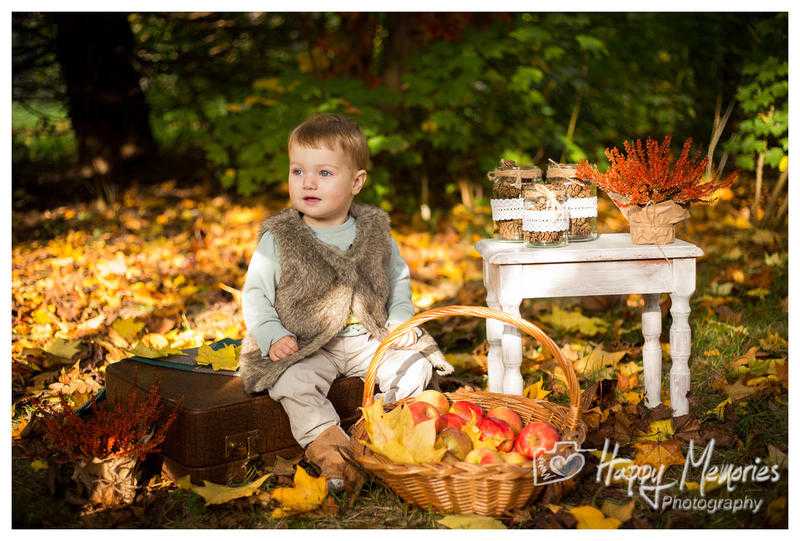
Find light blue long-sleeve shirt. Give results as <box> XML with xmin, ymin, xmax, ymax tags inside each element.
<box><xmin>242</xmin><ymin>215</ymin><xmax>415</xmax><ymax>357</ymax></box>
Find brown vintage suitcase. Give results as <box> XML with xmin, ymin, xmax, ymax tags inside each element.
<box><xmin>105</xmin><ymin>357</ymin><xmax>370</xmax><ymax>485</ymax></box>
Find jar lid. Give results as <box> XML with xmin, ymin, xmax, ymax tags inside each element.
<box><xmin>487</xmin><ymin>160</ymin><xmax>542</xmax><ymax>183</ymax></box>
<box><xmin>546</xmin><ymin>162</ymin><xmax>578</xmax><ymax>179</ymax></box>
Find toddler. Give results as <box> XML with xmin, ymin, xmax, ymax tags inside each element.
<box><xmin>239</xmin><ymin>113</ymin><xmax>451</xmax><ymax>492</ymax></box>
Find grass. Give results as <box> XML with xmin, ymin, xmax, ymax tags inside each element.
<box><xmin>11</xmin><ymin>179</ymin><xmax>788</xmax><ymax>528</ymax></box>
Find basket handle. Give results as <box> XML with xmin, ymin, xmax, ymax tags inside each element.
<box><xmin>361</xmin><ymin>305</ymin><xmax>580</xmax><ymax>432</ymax></box>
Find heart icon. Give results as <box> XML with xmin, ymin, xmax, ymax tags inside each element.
<box><xmin>548</xmin><ymin>452</ymin><xmax>585</xmax><ymax>480</ymax></box>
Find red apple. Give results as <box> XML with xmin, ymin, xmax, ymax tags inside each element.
<box><xmin>435</xmin><ymin>427</ymin><xmax>473</xmax><ymax>461</ymax></box>
<box><xmin>465</xmin><ymin>448</ymin><xmax>503</xmax><ymax>465</ymax></box>
<box><xmin>478</xmin><ymin>417</ymin><xmax>515</xmax><ymax>452</ymax></box>
<box><xmin>486</xmin><ymin>406</ymin><xmax>523</xmax><ymax>434</ymax></box>
<box><xmin>450</xmin><ymin>400</ymin><xmax>484</xmax><ymax>423</ymax></box>
<box><xmin>514</xmin><ymin>422</ymin><xmax>560</xmax><ymax>459</ymax></box>
<box><xmin>413</xmin><ymin>390</ymin><xmax>450</xmax><ymax>415</ymax></box>
<box><xmin>408</xmin><ymin>401</ymin><xmax>440</xmax><ymax>427</ymax></box>
<box><xmin>438</xmin><ymin>413</ymin><xmax>466</xmax><ymax>431</ymax></box>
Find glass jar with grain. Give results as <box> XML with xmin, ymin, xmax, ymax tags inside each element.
<box><xmin>488</xmin><ymin>160</ymin><xmax>541</xmax><ymax>242</ymax></box>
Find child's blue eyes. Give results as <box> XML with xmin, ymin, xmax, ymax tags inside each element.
<box><xmin>290</xmin><ymin>169</ymin><xmax>333</xmax><ymax>177</ymax></box>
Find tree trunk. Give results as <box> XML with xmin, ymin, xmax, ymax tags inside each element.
<box><xmin>753</xmin><ymin>151</ymin><xmax>765</xmax><ymax>215</ymax></box>
<box><xmin>382</xmin><ymin>14</ymin><xmax>414</xmax><ymax>92</ymax></box>
<box><xmin>51</xmin><ymin>13</ymin><xmax>157</xmax><ymax>188</ymax></box>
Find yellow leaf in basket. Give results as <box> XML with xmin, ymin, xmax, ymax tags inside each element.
<box><xmin>437</xmin><ymin>514</ymin><xmax>506</xmax><ymax>529</ymax></box>
<box><xmin>460</xmin><ymin>415</ymin><xmax>502</xmax><ymax>451</ymax></box>
<box><xmin>361</xmin><ymin>399</ymin><xmax>447</xmax><ymax>464</ymax></box>
<box><xmin>196</xmin><ymin>343</ymin><xmax>240</xmax><ymax>371</ymax></box>
<box><xmin>569</xmin><ymin>505</ymin><xmax>622</xmax><ymax>529</ymax></box>
<box><xmin>540</xmin><ymin>306</ymin><xmax>608</xmax><ymax>337</ymax></box>
<box><xmin>523</xmin><ymin>378</ymin><xmax>551</xmax><ymax>400</ymax></box>
<box><xmin>270</xmin><ymin>465</ymin><xmax>327</xmax><ymax>518</ymax></box>
<box><xmin>176</xmin><ymin>473</ymin><xmax>270</xmax><ymax>505</ymax></box>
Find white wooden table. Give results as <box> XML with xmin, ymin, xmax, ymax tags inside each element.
<box><xmin>475</xmin><ymin>233</ymin><xmax>703</xmax><ymax>416</ymax></box>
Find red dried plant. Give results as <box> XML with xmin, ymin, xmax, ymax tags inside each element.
<box><xmin>576</xmin><ymin>136</ymin><xmax>737</xmax><ymax>207</ymax></box>
<box><xmin>33</xmin><ymin>385</ymin><xmax>177</xmax><ymax>464</ymax></box>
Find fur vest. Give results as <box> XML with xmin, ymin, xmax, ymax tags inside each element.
<box><xmin>240</xmin><ymin>203</ymin><xmax>449</xmax><ymax>394</ymax></box>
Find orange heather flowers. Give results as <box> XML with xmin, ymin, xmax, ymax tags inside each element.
<box><xmin>34</xmin><ymin>385</ymin><xmax>177</xmax><ymax>463</ymax></box>
<box><xmin>576</xmin><ymin>136</ymin><xmax>737</xmax><ymax>206</ymax></box>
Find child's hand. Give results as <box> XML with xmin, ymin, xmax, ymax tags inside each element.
<box><xmin>269</xmin><ymin>335</ymin><xmax>299</xmax><ymax>362</ymax></box>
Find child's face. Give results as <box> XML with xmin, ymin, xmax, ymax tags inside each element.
<box><xmin>288</xmin><ymin>143</ymin><xmax>366</xmax><ymax>227</ymax></box>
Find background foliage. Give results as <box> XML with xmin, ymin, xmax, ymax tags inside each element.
<box><xmin>12</xmin><ymin>12</ymin><xmax>788</xmax><ymax>219</ymax></box>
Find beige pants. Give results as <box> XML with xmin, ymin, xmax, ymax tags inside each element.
<box><xmin>268</xmin><ymin>332</ymin><xmax>432</xmax><ymax>447</ymax></box>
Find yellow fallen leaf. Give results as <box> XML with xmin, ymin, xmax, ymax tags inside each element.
<box><xmin>94</xmin><ymin>339</ymin><xmax>128</xmax><ymax>363</ymax></box>
<box><xmin>437</xmin><ymin>514</ymin><xmax>506</xmax><ymax>529</ymax></box>
<box><xmin>43</xmin><ymin>337</ymin><xmax>81</xmax><ymax>359</ymax></box>
<box><xmin>616</xmin><ymin>361</ymin><xmax>641</xmax><ymax>391</ymax></box>
<box><xmin>636</xmin><ymin>419</ymin><xmax>674</xmax><ymax>442</ymax></box>
<box><xmin>130</xmin><ymin>343</ymin><xmax>171</xmax><ymax>359</ymax></box>
<box><xmin>731</xmin><ymin>346</ymin><xmax>759</xmax><ymax>376</ymax></box>
<box><xmin>746</xmin><ymin>375</ymin><xmax>777</xmax><ymax>387</ymax></box>
<box><xmin>30</xmin><ymin>459</ymin><xmax>48</xmax><ymax>472</ymax></box>
<box><xmin>633</xmin><ymin>440</ymin><xmax>685</xmax><ymax>468</ymax></box>
<box><xmin>112</xmin><ymin>318</ymin><xmax>145</xmax><ymax>342</ymax></box>
<box><xmin>582</xmin><ymin>406</ymin><xmax>610</xmax><ymax>429</ymax></box>
<box><xmin>270</xmin><ymin>465</ymin><xmax>327</xmax><ymax>518</ymax></box>
<box><xmin>569</xmin><ymin>505</ymin><xmax>622</xmax><ymax>529</ymax></box>
<box><xmin>600</xmin><ymin>499</ymin><xmax>635</xmax><ymax>523</ymax></box>
<box><xmin>32</xmin><ymin>307</ymin><xmax>52</xmax><ymax>324</ymax></box>
<box><xmin>195</xmin><ymin>343</ymin><xmax>240</xmax><ymax>371</ymax></box>
<box><xmin>523</xmin><ymin>378</ymin><xmax>551</xmax><ymax>400</ymax></box>
<box><xmin>746</xmin><ymin>288</ymin><xmax>769</xmax><ymax>299</ymax></box>
<box><xmin>443</xmin><ymin>353</ymin><xmax>482</xmax><ymax>373</ymax></box>
<box><xmin>707</xmin><ymin>398</ymin><xmax>732</xmax><ymax>420</ymax></box>
<box><xmin>176</xmin><ymin>473</ymin><xmax>271</xmax><ymax>505</ymax></box>
<box><xmin>724</xmin><ymin>379</ymin><xmax>758</xmax><ymax>401</ymax></box>
<box><xmin>703</xmin><ymin>348</ymin><xmax>720</xmax><ymax>357</ymax></box>
<box><xmin>130</xmin><ymin>340</ymin><xmax>183</xmax><ymax>359</ymax></box>
<box><xmin>573</xmin><ymin>347</ymin><xmax>627</xmax><ymax>378</ymax></box>
<box><xmin>540</xmin><ymin>306</ymin><xmax>608</xmax><ymax>337</ymax></box>
<box><xmin>759</xmin><ymin>332</ymin><xmax>787</xmax><ymax>352</ymax></box>
<box><xmin>621</xmin><ymin>391</ymin><xmax>643</xmax><ymax>406</ymax></box>
<box><xmin>766</xmin><ymin>444</ymin><xmax>788</xmax><ymax>470</ymax></box>
<box><xmin>617</xmin><ymin>361</ymin><xmax>642</xmax><ymax>377</ymax></box>
<box><xmin>684</xmin><ymin>479</ymin><xmax>723</xmax><ymax>494</ymax></box>
<box><xmin>361</xmin><ymin>399</ymin><xmax>448</xmax><ymax>464</ymax></box>
<box><xmin>559</xmin><ymin>343</ymin><xmax>585</xmax><ymax>362</ymax></box>
<box><xmin>12</xmin><ymin>418</ymin><xmax>29</xmax><ymax>440</ymax></box>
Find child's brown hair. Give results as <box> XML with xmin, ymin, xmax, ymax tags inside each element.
<box><xmin>288</xmin><ymin>113</ymin><xmax>369</xmax><ymax>171</ymax></box>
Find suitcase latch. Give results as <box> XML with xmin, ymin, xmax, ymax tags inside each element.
<box><xmin>225</xmin><ymin>430</ymin><xmax>263</xmax><ymax>459</ymax></box>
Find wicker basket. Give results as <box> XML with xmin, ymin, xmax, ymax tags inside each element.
<box><xmin>350</xmin><ymin>305</ymin><xmax>586</xmax><ymax>517</ymax></box>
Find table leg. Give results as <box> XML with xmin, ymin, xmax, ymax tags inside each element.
<box><xmin>642</xmin><ymin>294</ymin><xmax>663</xmax><ymax>408</ymax></box>
<box><xmin>669</xmin><ymin>259</ymin><xmax>696</xmax><ymax>416</ymax></box>
<box><xmin>484</xmin><ymin>261</ymin><xmax>504</xmax><ymax>393</ymax></box>
<box><xmin>669</xmin><ymin>293</ymin><xmax>692</xmax><ymax>416</ymax></box>
<box><xmin>500</xmin><ymin>300</ymin><xmax>523</xmax><ymax>394</ymax></box>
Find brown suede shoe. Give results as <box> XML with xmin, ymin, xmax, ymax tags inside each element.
<box><xmin>304</xmin><ymin>424</ymin><xmax>364</xmax><ymax>493</ymax></box>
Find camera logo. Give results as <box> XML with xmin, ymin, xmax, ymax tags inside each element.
<box><xmin>532</xmin><ymin>441</ymin><xmax>593</xmax><ymax>486</ymax></box>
